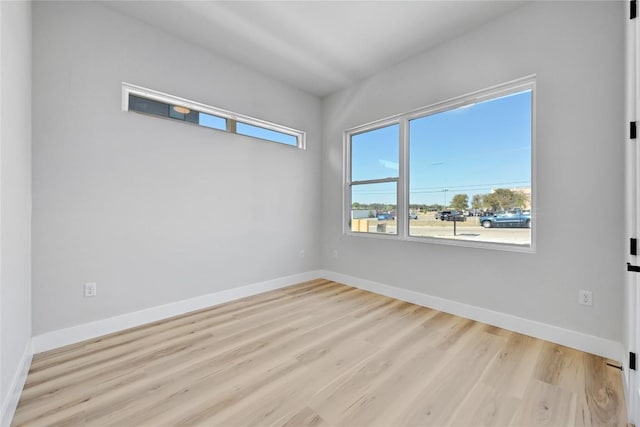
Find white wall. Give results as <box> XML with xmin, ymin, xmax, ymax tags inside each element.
<box><xmin>321</xmin><ymin>1</ymin><xmax>625</xmax><ymax>343</ymax></box>
<box><xmin>1</xmin><ymin>0</ymin><xmax>33</xmax><ymax>420</ymax></box>
<box><xmin>28</xmin><ymin>0</ymin><xmax>627</xmax><ymax>352</ymax></box>
<box><xmin>32</xmin><ymin>2</ymin><xmax>322</xmax><ymax>335</ymax></box>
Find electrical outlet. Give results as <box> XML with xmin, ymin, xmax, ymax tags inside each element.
<box><xmin>578</xmin><ymin>289</ymin><xmax>592</xmax><ymax>306</ymax></box>
<box><xmin>299</xmin><ymin>249</ymin><xmax>305</xmax><ymax>259</ymax></box>
<box><xmin>332</xmin><ymin>250</ymin><xmax>338</xmax><ymax>259</ymax></box>
<box><xmin>84</xmin><ymin>282</ymin><xmax>97</xmax><ymax>297</ymax></box>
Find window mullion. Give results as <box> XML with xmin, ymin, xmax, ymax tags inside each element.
<box><xmin>227</xmin><ymin>119</ymin><xmax>237</xmax><ymax>134</ymax></box>
<box><xmin>398</xmin><ymin>119</ymin><xmax>409</xmax><ymax>239</ymax></box>
<box><xmin>350</xmin><ymin>177</ymin><xmax>398</xmax><ymax>186</ymax></box>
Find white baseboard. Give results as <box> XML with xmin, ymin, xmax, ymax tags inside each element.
<box><xmin>319</xmin><ymin>270</ymin><xmax>623</xmax><ymax>361</ymax></box>
<box><xmin>622</xmin><ymin>361</ymin><xmax>635</xmax><ymax>426</ymax></box>
<box><xmin>622</xmin><ymin>345</ymin><xmax>637</xmax><ymax>425</ymax></box>
<box><xmin>31</xmin><ymin>268</ymin><xmax>623</xmax><ymax>361</ymax></box>
<box><xmin>32</xmin><ymin>270</ymin><xmax>323</xmax><ymax>354</ymax></box>
<box><xmin>1</xmin><ymin>341</ymin><xmax>33</xmax><ymax>427</ymax></box>
<box><xmin>11</xmin><ymin>268</ymin><xmax>625</xmax><ymax>426</ymax></box>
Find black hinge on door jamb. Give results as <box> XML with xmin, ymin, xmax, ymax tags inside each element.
<box><xmin>631</xmin><ymin>352</ymin><xmax>637</xmax><ymax>370</ymax></box>
<box><xmin>632</xmin><ymin>0</ymin><xmax>637</xmax><ymax>19</ymax></box>
<box><xmin>631</xmin><ymin>238</ymin><xmax>637</xmax><ymax>256</ymax></box>
<box><xmin>631</xmin><ymin>121</ymin><xmax>637</xmax><ymax>139</ymax></box>
<box><xmin>628</xmin><ymin>263</ymin><xmax>640</xmax><ymax>272</ymax></box>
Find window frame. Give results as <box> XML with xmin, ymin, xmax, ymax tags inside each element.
<box><xmin>122</xmin><ymin>82</ymin><xmax>306</xmax><ymax>149</ymax></box>
<box><xmin>343</xmin><ymin>75</ymin><xmax>536</xmax><ymax>252</ymax></box>
<box><xmin>345</xmin><ymin>118</ymin><xmax>403</xmax><ymax>238</ymax></box>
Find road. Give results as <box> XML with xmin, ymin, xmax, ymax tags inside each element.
<box><xmin>408</xmin><ymin>225</ymin><xmax>530</xmax><ymax>245</ymax></box>
<box><xmin>363</xmin><ymin>217</ymin><xmax>531</xmax><ymax>245</ymax></box>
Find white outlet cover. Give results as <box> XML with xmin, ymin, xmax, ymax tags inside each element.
<box><xmin>578</xmin><ymin>290</ymin><xmax>592</xmax><ymax>306</ymax></box>
<box><xmin>84</xmin><ymin>282</ymin><xmax>97</xmax><ymax>297</ymax></box>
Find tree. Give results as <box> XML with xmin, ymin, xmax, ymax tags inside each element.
<box><xmin>471</xmin><ymin>194</ymin><xmax>483</xmax><ymax>210</ymax></box>
<box><xmin>482</xmin><ymin>188</ymin><xmax>526</xmax><ymax>211</ymax></box>
<box><xmin>483</xmin><ymin>193</ymin><xmax>500</xmax><ymax>210</ymax></box>
<box><xmin>450</xmin><ymin>194</ymin><xmax>469</xmax><ymax>211</ymax></box>
<box><xmin>513</xmin><ymin>191</ymin><xmax>529</xmax><ymax>208</ymax></box>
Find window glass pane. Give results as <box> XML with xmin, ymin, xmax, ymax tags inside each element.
<box><xmin>236</xmin><ymin>122</ymin><xmax>298</xmax><ymax>146</ymax></box>
<box><xmin>168</xmin><ymin>105</ymin><xmax>199</xmax><ymax>123</ymax></box>
<box><xmin>199</xmin><ymin>112</ymin><xmax>226</xmax><ymax>131</ymax></box>
<box><xmin>124</xmin><ymin>84</ymin><xmax>305</xmax><ymax>149</ymax></box>
<box><xmin>351</xmin><ymin>124</ymin><xmax>399</xmax><ymax>182</ymax></box>
<box><xmin>351</xmin><ymin>182</ymin><xmax>397</xmax><ymax>235</ymax></box>
<box><xmin>409</xmin><ymin>90</ymin><xmax>532</xmax><ymax>246</ymax></box>
<box><xmin>129</xmin><ymin>95</ymin><xmax>168</xmax><ymax>117</ymax></box>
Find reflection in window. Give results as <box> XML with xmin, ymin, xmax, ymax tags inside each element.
<box><xmin>168</xmin><ymin>105</ymin><xmax>199</xmax><ymax>123</ymax></box>
<box><xmin>123</xmin><ymin>83</ymin><xmax>305</xmax><ymax>149</ymax></box>
<box><xmin>129</xmin><ymin>95</ymin><xmax>168</xmax><ymax>117</ymax></box>
<box><xmin>128</xmin><ymin>94</ymin><xmax>222</xmax><ymax>128</ymax></box>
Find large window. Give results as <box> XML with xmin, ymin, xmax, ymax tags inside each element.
<box><xmin>122</xmin><ymin>83</ymin><xmax>305</xmax><ymax>149</ymax></box>
<box><xmin>345</xmin><ymin>77</ymin><xmax>535</xmax><ymax>251</ymax></box>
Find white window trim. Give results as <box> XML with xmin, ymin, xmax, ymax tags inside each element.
<box><xmin>343</xmin><ymin>75</ymin><xmax>537</xmax><ymax>253</ymax></box>
<box><xmin>122</xmin><ymin>82</ymin><xmax>306</xmax><ymax>149</ymax></box>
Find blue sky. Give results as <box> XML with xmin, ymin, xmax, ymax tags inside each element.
<box><xmin>198</xmin><ymin>112</ymin><xmax>298</xmax><ymax>146</ymax></box>
<box><xmin>351</xmin><ymin>90</ymin><xmax>532</xmax><ymax>206</ymax></box>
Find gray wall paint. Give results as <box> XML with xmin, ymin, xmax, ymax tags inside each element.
<box><xmin>30</xmin><ymin>0</ymin><xmax>625</xmax><ymax>347</ymax></box>
<box><xmin>1</xmin><ymin>0</ymin><xmax>32</xmax><ymax>409</ymax></box>
<box><xmin>32</xmin><ymin>2</ymin><xmax>322</xmax><ymax>335</ymax></box>
<box><xmin>321</xmin><ymin>1</ymin><xmax>624</xmax><ymax>342</ymax></box>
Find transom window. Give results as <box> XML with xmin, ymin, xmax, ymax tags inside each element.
<box><xmin>122</xmin><ymin>83</ymin><xmax>305</xmax><ymax>149</ymax></box>
<box><xmin>345</xmin><ymin>76</ymin><xmax>535</xmax><ymax>251</ymax></box>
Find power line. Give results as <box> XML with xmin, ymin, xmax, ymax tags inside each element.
<box><xmin>409</xmin><ymin>180</ymin><xmax>530</xmax><ymax>191</ymax></box>
<box><xmin>353</xmin><ymin>180</ymin><xmax>531</xmax><ymax>195</ymax></box>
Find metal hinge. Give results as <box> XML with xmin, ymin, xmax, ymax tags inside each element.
<box><xmin>628</xmin><ymin>263</ymin><xmax>640</xmax><ymax>272</ymax></box>
<box><xmin>632</xmin><ymin>0</ymin><xmax>637</xmax><ymax>19</ymax></box>
<box><xmin>631</xmin><ymin>121</ymin><xmax>637</xmax><ymax>139</ymax></box>
<box><xmin>632</xmin><ymin>238</ymin><xmax>637</xmax><ymax>256</ymax></box>
<box><xmin>631</xmin><ymin>352</ymin><xmax>637</xmax><ymax>370</ymax></box>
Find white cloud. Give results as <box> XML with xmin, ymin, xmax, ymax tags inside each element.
<box><xmin>379</xmin><ymin>159</ymin><xmax>398</xmax><ymax>170</ymax></box>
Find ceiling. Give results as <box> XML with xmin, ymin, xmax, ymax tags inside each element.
<box><xmin>104</xmin><ymin>1</ymin><xmax>527</xmax><ymax>97</ymax></box>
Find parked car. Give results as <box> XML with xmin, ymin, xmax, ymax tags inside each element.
<box><xmin>479</xmin><ymin>208</ymin><xmax>531</xmax><ymax>228</ymax></box>
<box><xmin>437</xmin><ymin>210</ymin><xmax>466</xmax><ymax>221</ymax></box>
<box><xmin>377</xmin><ymin>213</ymin><xmax>395</xmax><ymax>220</ymax></box>
<box><xmin>409</xmin><ymin>212</ymin><xmax>418</xmax><ymax>220</ymax></box>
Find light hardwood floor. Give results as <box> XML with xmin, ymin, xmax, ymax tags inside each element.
<box><xmin>13</xmin><ymin>279</ymin><xmax>626</xmax><ymax>426</ymax></box>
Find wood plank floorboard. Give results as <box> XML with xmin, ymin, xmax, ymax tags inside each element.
<box><xmin>12</xmin><ymin>279</ymin><xmax>627</xmax><ymax>426</ymax></box>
